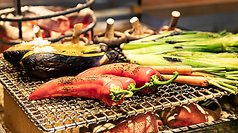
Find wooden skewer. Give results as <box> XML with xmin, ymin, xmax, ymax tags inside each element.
<box><xmin>168</xmin><ymin>11</ymin><xmax>181</xmax><ymax>31</ymax></box>
<box><xmin>130</xmin><ymin>16</ymin><xmax>144</xmax><ymax>35</ymax></box>
<box><xmin>71</xmin><ymin>23</ymin><xmax>83</xmax><ymax>44</ymax></box>
<box><xmin>105</xmin><ymin>18</ymin><xmax>115</xmax><ymax>39</ymax></box>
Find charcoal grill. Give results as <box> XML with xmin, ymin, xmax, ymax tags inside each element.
<box><xmin>0</xmin><ymin>52</ymin><xmax>237</xmax><ymax>132</ymax></box>
<box><xmin>0</xmin><ymin>0</ymin><xmax>96</xmax><ymax>45</ymax></box>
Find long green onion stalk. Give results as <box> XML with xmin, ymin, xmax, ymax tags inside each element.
<box><xmin>121</xmin><ymin>30</ymin><xmax>238</xmax><ymax>94</ymax></box>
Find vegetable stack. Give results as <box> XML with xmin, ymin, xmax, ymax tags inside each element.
<box><xmin>29</xmin><ymin>63</ymin><xmax>179</xmax><ymax>106</ymax></box>
<box><xmin>121</xmin><ymin>30</ymin><xmax>238</xmax><ymax>94</ymax></box>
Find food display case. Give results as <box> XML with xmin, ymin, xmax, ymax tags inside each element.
<box><xmin>1</xmin><ymin>0</ymin><xmax>238</xmax><ymax>133</ymax></box>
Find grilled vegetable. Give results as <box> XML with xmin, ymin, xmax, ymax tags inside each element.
<box><xmin>163</xmin><ymin>74</ymin><xmax>237</xmax><ymax>94</ymax></box>
<box><xmin>77</xmin><ymin>63</ymin><xmax>179</xmax><ymax>94</ymax></box>
<box><xmin>157</xmin><ymin>11</ymin><xmax>181</xmax><ymax>34</ymax></box>
<box><xmin>123</xmin><ymin>54</ymin><xmax>218</xmax><ymax>68</ymax></box>
<box><xmin>61</xmin><ymin>23</ymin><xmax>91</xmax><ymax>45</ymax></box>
<box><xmin>122</xmin><ymin>41</ymin><xmax>227</xmax><ymax>55</ymax></box>
<box><xmin>121</xmin><ymin>30</ymin><xmax>223</xmax><ymax>50</ymax></box>
<box><xmin>104</xmin><ymin>112</ymin><xmax>159</xmax><ymax>133</ymax></box>
<box><xmin>121</xmin><ymin>30</ymin><xmax>238</xmax><ymax>94</ymax></box>
<box><xmin>93</xmin><ymin>18</ymin><xmax>126</xmax><ymax>47</ymax></box>
<box><xmin>122</xmin><ymin>32</ymin><xmax>238</xmax><ymax>55</ymax></box>
<box><xmin>143</xmin><ymin>65</ymin><xmax>238</xmax><ymax>93</ymax></box>
<box><xmin>163</xmin><ymin>74</ymin><xmax>209</xmax><ymax>86</ymax></box>
<box><xmin>29</xmin><ymin>75</ymin><xmax>136</xmax><ymax>106</ymax></box>
<box><xmin>124</xmin><ymin>53</ymin><xmax>238</xmax><ymax>71</ymax></box>
<box><xmin>3</xmin><ymin>38</ymin><xmax>51</xmax><ymax>68</ymax></box>
<box><xmin>124</xmin><ymin>17</ymin><xmax>154</xmax><ymax>41</ymax></box>
<box><xmin>148</xmin><ymin>65</ymin><xmax>223</xmax><ymax>75</ymax></box>
<box><xmin>3</xmin><ymin>23</ymin><xmax>94</xmax><ymax>71</ymax></box>
<box><xmin>20</xmin><ymin>43</ymin><xmax>107</xmax><ymax>78</ymax></box>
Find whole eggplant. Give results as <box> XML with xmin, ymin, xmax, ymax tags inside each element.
<box><xmin>21</xmin><ymin>51</ymin><xmax>106</xmax><ymax>78</ymax></box>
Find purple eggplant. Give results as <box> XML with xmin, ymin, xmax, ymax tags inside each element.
<box><xmin>20</xmin><ymin>49</ymin><xmax>107</xmax><ymax>79</ymax></box>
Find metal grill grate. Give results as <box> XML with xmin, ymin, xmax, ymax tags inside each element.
<box><xmin>0</xmin><ymin>54</ymin><xmax>232</xmax><ymax>132</ymax></box>
<box><xmin>167</xmin><ymin>115</ymin><xmax>238</xmax><ymax>133</ymax></box>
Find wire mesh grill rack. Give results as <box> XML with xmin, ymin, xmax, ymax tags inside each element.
<box><xmin>164</xmin><ymin>115</ymin><xmax>238</xmax><ymax>133</ymax></box>
<box><xmin>0</xmin><ymin>54</ymin><xmax>232</xmax><ymax>132</ymax></box>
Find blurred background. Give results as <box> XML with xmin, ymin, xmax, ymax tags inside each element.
<box><xmin>1</xmin><ymin>0</ymin><xmax>238</xmax><ymax>33</ymax></box>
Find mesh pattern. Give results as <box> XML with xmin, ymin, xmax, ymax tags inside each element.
<box><xmin>0</xmin><ymin>54</ymin><xmax>232</xmax><ymax>132</ymax></box>
<box><xmin>168</xmin><ymin>116</ymin><xmax>238</xmax><ymax>133</ymax></box>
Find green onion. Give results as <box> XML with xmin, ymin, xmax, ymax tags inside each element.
<box><xmin>121</xmin><ymin>30</ymin><xmax>224</xmax><ymax>50</ymax></box>
<box><xmin>121</xmin><ymin>30</ymin><xmax>238</xmax><ymax>94</ymax></box>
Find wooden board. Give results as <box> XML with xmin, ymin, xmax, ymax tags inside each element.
<box><xmin>3</xmin><ymin>89</ymin><xmax>81</xmax><ymax>133</ymax></box>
